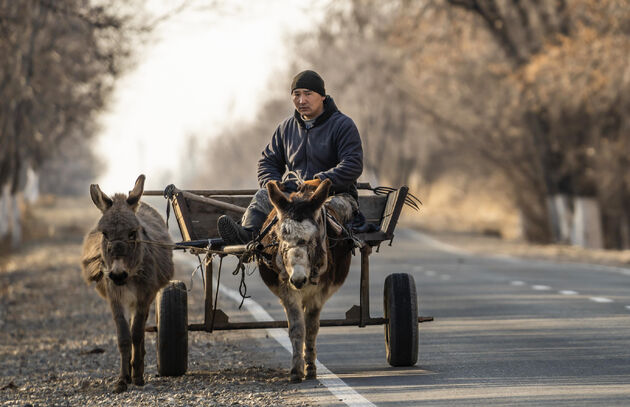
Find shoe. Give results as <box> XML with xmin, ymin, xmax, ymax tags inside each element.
<box><xmin>217</xmin><ymin>215</ymin><xmax>253</xmax><ymax>245</ymax></box>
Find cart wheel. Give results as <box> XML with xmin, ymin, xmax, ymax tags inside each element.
<box><xmin>156</xmin><ymin>280</ymin><xmax>188</xmax><ymax>376</ymax></box>
<box><xmin>384</xmin><ymin>273</ymin><xmax>418</xmax><ymax>366</ymax></box>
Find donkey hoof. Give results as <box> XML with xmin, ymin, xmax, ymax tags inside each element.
<box><xmin>290</xmin><ymin>367</ymin><xmax>304</xmax><ymax>383</ymax></box>
<box><xmin>132</xmin><ymin>376</ymin><xmax>145</xmax><ymax>386</ymax></box>
<box><xmin>306</xmin><ymin>368</ymin><xmax>317</xmax><ymax>380</ymax></box>
<box><xmin>113</xmin><ymin>380</ymin><xmax>128</xmax><ymax>393</ymax></box>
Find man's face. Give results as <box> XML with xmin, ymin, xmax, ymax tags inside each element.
<box><xmin>292</xmin><ymin>89</ymin><xmax>325</xmax><ymax>120</ymax></box>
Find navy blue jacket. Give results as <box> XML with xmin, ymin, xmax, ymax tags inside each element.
<box><xmin>257</xmin><ymin>96</ymin><xmax>363</xmax><ymax>199</ymax></box>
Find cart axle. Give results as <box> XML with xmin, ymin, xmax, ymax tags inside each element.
<box><xmin>146</xmin><ymin>316</ymin><xmax>433</xmax><ymax>332</ymax></box>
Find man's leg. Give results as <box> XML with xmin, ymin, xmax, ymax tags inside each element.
<box><xmin>326</xmin><ymin>193</ymin><xmax>358</xmax><ymax>224</ymax></box>
<box><xmin>241</xmin><ymin>189</ymin><xmax>273</xmax><ymax>231</ymax></box>
<box><xmin>218</xmin><ymin>189</ymin><xmax>273</xmax><ymax>244</ymax></box>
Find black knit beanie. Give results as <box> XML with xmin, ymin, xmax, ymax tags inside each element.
<box><xmin>290</xmin><ymin>70</ymin><xmax>326</xmax><ymax>96</ymax></box>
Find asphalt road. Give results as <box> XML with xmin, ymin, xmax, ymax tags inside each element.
<box><xmin>194</xmin><ymin>228</ymin><xmax>630</xmax><ymax>406</ymax></box>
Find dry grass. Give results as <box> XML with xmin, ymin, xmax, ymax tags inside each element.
<box><xmin>402</xmin><ymin>173</ymin><xmax>522</xmax><ymax>239</ymax></box>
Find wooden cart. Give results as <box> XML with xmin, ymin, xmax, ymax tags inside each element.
<box><xmin>143</xmin><ymin>183</ymin><xmax>433</xmax><ymax>376</ymax></box>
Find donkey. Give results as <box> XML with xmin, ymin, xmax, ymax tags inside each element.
<box><xmin>81</xmin><ymin>174</ymin><xmax>174</xmax><ymax>393</ymax></box>
<box><xmin>258</xmin><ymin>178</ymin><xmax>354</xmax><ymax>382</ymax></box>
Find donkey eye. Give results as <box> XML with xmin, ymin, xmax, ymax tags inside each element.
<box><xmin>101</xmin><ymin>231</ymin><xmax>109</xmax><ymax>240</ymax></box>
<box><xmin>297</xmin><ymin>239</ymin><xmax>306</xmax><ymax>245</ymax></box>
<box><xmin>128</xmin><ymin>230</ymin><xmax>137</xmax><ymax>240</ymax></box>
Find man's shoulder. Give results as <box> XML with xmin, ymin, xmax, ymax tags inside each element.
<box><xmin>328</xmin><ymin>110</ymin><xmax>357</xmax><ymax>130</ymax></box>
<box><xmin>275</xmin><ymin>115</ymin><xmax>298</xmax><ymax>132</ymax></box>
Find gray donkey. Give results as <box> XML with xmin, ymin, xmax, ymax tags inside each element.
<box><xmin>258</xmin><ymin>179</ymin><xmax>354</xmax><ymax>382</ymax></box>
<box><xmin>81</xmin><ymin>174</ymin><xmax>174</xmax><ymax>393</ymax></box>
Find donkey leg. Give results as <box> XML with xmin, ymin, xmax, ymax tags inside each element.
<box><xmin>283</xmin><ymin>297</ymin><xmax>306</xmax><ymax>383</ymax></box>
<box><xmin>130</xmin><ymin>304</ymin><xmax>149</xmax><ymax>386</ymax></box>
<box><xmin>110</xmin><ymin>301</ymin><xmax>131</xmax><ymax>393</ymax></box>
<box><xmin>304</xmin><ymin>306</ymin><xmax>322</xmax><ymax>379</ymax></box>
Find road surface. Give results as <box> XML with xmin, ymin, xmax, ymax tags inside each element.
<box><xmin>193</xmin><ymin>228</ymin><xmax>630</xmax><ymax>406</ymax></box>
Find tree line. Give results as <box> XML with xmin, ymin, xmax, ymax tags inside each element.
<box><xmin>2</xmin><ymin>0</ymin><xmax>629</xmax><ymax>250</ymax></box>
<box><xmin>0</xmin><ymin>0</ymin><xmax>146</xmax><ymax>247</ymax></box>
<box><xmin>197</xmin><ymin>0</ymin><xmax>630</xmax><ymax>249</ymax></box>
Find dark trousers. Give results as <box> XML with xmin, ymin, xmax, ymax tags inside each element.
<box><xmin>241</xmin><ymin>189</ymin><xmax>274</xmax><ymax>232</ymax></box>
<box><xmin>240</xmin><ymin>188</ymin><xmax>358</xmax><ymax>233</ymax></box>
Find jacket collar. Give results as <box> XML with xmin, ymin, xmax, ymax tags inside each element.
<box><xmin>294</xmin><ymin>96</ymin><xmax>339</xmax><ymax>128</ymax></box>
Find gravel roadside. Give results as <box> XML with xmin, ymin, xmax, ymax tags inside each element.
<box><xmin>0</xmin><ymin>197</ymin><xmax>311</xmax><ymax>407</ymax></box>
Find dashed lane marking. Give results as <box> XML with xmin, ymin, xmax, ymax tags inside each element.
<box><xmin>510</xmin><ymin>281</ymin><xmax>526</xmax><ymax>286</ymax></box>
<box><xmin>589</xmin><ymin>297</ymin><xmax>614</xmax><ymax>303</ymax></box>
<box><xmin>559</xmin><ymin>290</ymin><xmax>579</xmax><ymax>295</ymax></box>
<box><xmin>532</xmin><ymin>285</ymin><xmax>552</xmax><ymax>291</ymax></box>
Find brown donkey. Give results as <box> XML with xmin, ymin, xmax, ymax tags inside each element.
<box><xmin>81</xmin><ymin>174</ymin><xmax>174</xmax><ymax>393</ymax></box>
<box><xmin>258</xmin><ymin>179</ymin><xmax>354</xmax><ymax>382</ymax></box>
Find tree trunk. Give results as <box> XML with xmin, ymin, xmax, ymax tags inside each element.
<box><xmin>571</xmin><ymin>197</ymin><xmax>603</xmax><ymax>249</ymax></box>
<box><xmin>547</xmin><ymin>194</ymin><xmax>573</xmax><ymax>243</ymax></box>
<box><xmin>0</xmin><ymin>185</ymin><xmax>9</xmax><ymax>239</ymax></box>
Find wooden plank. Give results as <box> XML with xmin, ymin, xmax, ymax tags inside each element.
<box><xmin>185</xmin><ymin>196</ymin><xmax>252</xmax><ymax>239</ymax></box>
<box><xmin>171</xmin><ymin>192</ymin><xmax>194</xmax><ymax>241</ymax></box>
<box><xmin>380</xmin><ymin>186</ymin><xmax>409</xmax><ymax>238</ymax></box>
<box><xmin>144</xmin><ymin>189</ymin><xmax>258</xmax><ymax>196</ymax></box>
<box><xmin>358</xmin><ymin>195</ymin><xmax>387</xmax><ymax>224</ymax></box>
<box><xmin>144</xmin><ymin>182</ymin><xmax>373</xmax><ymax>197</ymax></box>
<box><xmin>181</xmin><ymin>191</ymin><xmax>247</xmax><ymax>214</ymax></box>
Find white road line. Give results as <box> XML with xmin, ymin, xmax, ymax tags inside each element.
<box><xmin>405</xmin><ymin>229</ymin><xmax>471</xmax><ymax>256</ymax></box>
<box><xmin>425</xmin><ymin>270</ymin><xmax>437</xmax><ymax>277</ymax></box>
<box><xmin>532</xmin><ymin>285</ymin><xmax>552</xmax><ymax>291</ymax></box>
<box><xmin>559</xmin><ymin>290</ymin><xmax>579</xmax><ymax>295</ymax></box>
<box><xmin>589</xmin><ymin>297</ymin><xmax>614</xmax><ymax>303</ymax></box>
<box><xmin>195</xmin><ymin>259</ymin><xmax>376</xmax><ymax>407</ymax></box>
<box><xmin>510</xmin><ymin>281</ymin><xmax>526</xmax><ymax>286</ymax></box>
<box><xmin>625</xmin><ymin>306</ymin><xmax>630</xmax><ymax>310</ymax></box>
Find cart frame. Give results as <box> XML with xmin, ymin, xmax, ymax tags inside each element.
<box><xmin>144</xmin><ymin>183</ymin><xmax>433</xmax><ymax>334</ymax></box>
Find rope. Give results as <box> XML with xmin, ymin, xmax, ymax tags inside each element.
<box><xmin>284</xmin><ymin>170</ymin><xmax>305</xmax><ymax>185</ymax></box>
<box><xmin>232</xmin><ymin>253</ymin><xmax>250</xmax><ymax>309</ymax></box>
<box><xmin>163</xmin><ymin>184</ymin><xmax>177</xmax><ymax>228</ymax></box>
<box><xmin>187</xmin><ymin>254</ymin><xmax>205</xmax><ymax>292</ymax></box>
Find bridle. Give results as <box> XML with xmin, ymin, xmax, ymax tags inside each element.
<box><xmin>271</xmin><ymin>207</ymin><xmax>328</xmax><ymax>282</ymax></box>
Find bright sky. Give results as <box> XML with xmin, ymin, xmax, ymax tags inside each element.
<box><xmin>96</xmin><ymin>0</ymin><xmax>326</xmax><ymax>191</ymax></box>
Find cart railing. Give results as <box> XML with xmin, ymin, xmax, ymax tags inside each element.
<box><xmin>144</xmin><ymin>182</ymin><xmax>407</xmax><ymax>247</ymax></box>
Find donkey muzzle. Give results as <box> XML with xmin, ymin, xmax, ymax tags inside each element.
<box><xmin>290</xmin><ymin>267</ymin><xmax>308</xmax><ymax>289</ymax></box>
<box><xmin>108</xmin><ymin>271</ymin><xmax>128</xmax><ymax>286</ymax></box>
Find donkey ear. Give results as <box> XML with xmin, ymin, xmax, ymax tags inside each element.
<box><xmin>90</xmin><ymin>184</ymin><xmax>113</xmax><ymax>213</ymax></box>
<box><xmin>309</xmin><ymin>178</ymin><xmax>332</xmax><ymax>211</ymax></box>
<box><xmin>267</xmin><ymin>180</ymin><xmax>290</xmax><ymax>212</ymax></box>
<box><xmin>126</xmin><ymin>174</ymin><xmax>145</xmax><ymax>211</ymax></box>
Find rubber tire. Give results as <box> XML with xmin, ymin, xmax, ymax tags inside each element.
<box><xmin>384</xmin><ymin>273</ymin><xmax>419</xmax><ymax>366</ymax></box>
<box><xmin>156</xmin><ymin>280</ymin><xmax>188</xmax><ymax>376</ymax></box>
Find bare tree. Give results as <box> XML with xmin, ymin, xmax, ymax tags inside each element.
<box><xmin>0</xmin><ymin>0</ymin><xmax>145</xmax><ymax>247</ymax></box>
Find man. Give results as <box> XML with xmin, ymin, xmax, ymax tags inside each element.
<box><xmin>218</xmin><ymin>70</ymin><xmax>363</xmax><ymax>244</ymax></box>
